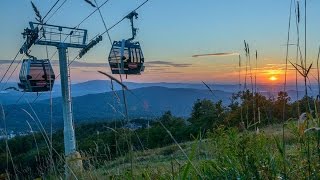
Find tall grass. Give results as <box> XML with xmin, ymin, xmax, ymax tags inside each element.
<box><xmin>0</xmin><ymin>103</ymin><xmax>18</xmax><ymax>179</ymax></box>
<box><xmin>32</xmin><ymin>122</ymin><xmax>318</xmax><ymax>179</ymax></box>
<box><xmin>2</xmin><ymin>115</ymin><xmax>320</xmax><ymax>179</ymax></box>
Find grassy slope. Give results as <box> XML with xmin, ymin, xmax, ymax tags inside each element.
<box><xmin>68</xmin><ymin>123</ymin><xmax>320</xmax><ymax>179</ymax></box>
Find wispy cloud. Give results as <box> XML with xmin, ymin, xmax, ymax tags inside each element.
<box><xmin>0</xmin><ymin>60</ymin><xmax>13</xmax><ymax>64</ymax></box>
<box><xmin>78</xmin><ymin>69</ymin><xmax>98</xmax><ymax>73</ymax></box>
<box><xmin>145</xmin><ymin>61</ymin><xmax>192</xmax><ymax>67</ymax></box>
<box><xmin>146</xmin><ymin>69</ymin><xmax>182</xmax><ymax>74</ymax></box>
<box><xmin>0</xmin><ymin>60</ymin><xmax>108</xmax><ymax>69</ymax></box>
<box><xmin>192</xmin><ymin>52</ymin><xmax>240</xmax><ymax>58</ymax></box>
<box><xmin>53</xmin><ymin>61</ymin><xmax>107</xmax><ymax>68</ymax></box>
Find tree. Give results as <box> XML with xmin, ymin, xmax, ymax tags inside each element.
<box><xmin>189</xmin><ymin>99</ymin><xmax>225</xmax><ymax>134</ymax></box>
<box><xmin>225</xmin><ymin>90</ymin><xmax>275</xmax><ymax>128</ymax></box>
<box><xmin>273</xmin><ymin>91</ymin><xmax>291</xmax><ymax>122</ymax></box>
<box><xmin>159</xmin><ymin>111</ymin><xmax>173</xmax><ymax>124</ymax></box>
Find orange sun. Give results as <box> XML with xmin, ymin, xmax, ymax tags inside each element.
<box><xmin>269</xmin><ymin>76</ymin><xmax>278</xmax><ymax>81</ymax></box>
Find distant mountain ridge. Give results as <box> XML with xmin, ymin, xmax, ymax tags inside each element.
<box><xmin>0</xmin><ymin>80</ymin><xmax>314</xmax><ymax>105</ymax></box>
<box><xmin>0</xmin><ymin>80</ymin><xmax>241</xmax><ymax>105</ymax></box>
<box><xmin>1</xmin><ymin>86</ymin><xmax>232</xmax><ymax>131</ymax></box>
<box><xmin>0</xmin><ymin>79</ymin><xmax>317</xmax><ymax>131</ymax></box>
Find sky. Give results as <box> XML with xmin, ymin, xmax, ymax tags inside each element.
<box><xmin>1</xmin><ymin>0</ymin><xmax>320</xmax><ymax>84</ymax></box>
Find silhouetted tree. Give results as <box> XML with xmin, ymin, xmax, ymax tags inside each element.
<box><xmin>189</xmin><ymin>99</ymin><xmax>225</xmax><ymax>134</ymax></box>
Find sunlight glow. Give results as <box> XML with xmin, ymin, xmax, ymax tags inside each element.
<box><xmin>265</xmin><ymin>69</ymin><xmax>283</xmax><ymax>75</ymax></box>
<box><xmin>269</xmin><ymin>76</ymin><xmax>278</xmax><ymax>81</ymax></box>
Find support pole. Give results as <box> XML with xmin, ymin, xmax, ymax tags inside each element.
<box><xmin>58</xmin><ymin>43</ymin><xmax>82</xmax><ymax>177</ymax></box>
<box><xmin>58</xmin><ymin>43</ymin><xmax>76</xmax><ymax>156</ymax></box>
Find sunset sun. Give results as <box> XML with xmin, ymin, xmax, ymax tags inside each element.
<box><xmin>269</xmin><ymin>76</ymin><xmax>278</xmax><ymax>81</ymax></box>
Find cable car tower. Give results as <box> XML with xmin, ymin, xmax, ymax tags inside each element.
<box><xmin>20</xmin><ymin>22</ymin><xmax>89</xmax><ymax>174</ymax></box>
<box><xmin>108</xmin><ymin>11</ymin><xmax>145</xmax><ymax>75</ymax></box>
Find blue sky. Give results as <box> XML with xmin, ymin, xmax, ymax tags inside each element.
<box><xmin>1</xmin><ymin>0</ymin><xmax>320</xmax><ymax>83</ymax></box>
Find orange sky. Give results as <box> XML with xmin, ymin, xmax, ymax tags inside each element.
<box><xmin>0</xmin><ymin>56</ymin><xmax>316</xmax><ymax>85</ymax></box>
<box><xmin>66</xmin><ymin>59</ymin><xmax>312</xmax><ymax>85</ymax></box>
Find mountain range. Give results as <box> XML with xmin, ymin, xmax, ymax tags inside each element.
<box><xmin>0</xmin><ymin>80</ymin><xmax>313</xmax><ymax>105</ymax></box>
<box><xmin>0</xmin><ymin>80</ymin><xmax>316</xmax><ymax>131</ymax></box>
<box><xmin>1</xmin><ymin>86</ymin><xmax>231</xmax><ymax>131</ymax></box>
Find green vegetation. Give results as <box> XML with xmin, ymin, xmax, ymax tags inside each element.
<box><xmin>1</xmin><ymin>91</ymin><xmax>320</xmax><ymax>179</ymax></box>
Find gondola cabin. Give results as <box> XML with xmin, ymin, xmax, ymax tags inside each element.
<box><xmin>108</xmin><ymin>40</ymin><xmax>145</xmax><ymax>75</ymax></box>
<box><xmin>18</xmin><ymin>59</ymin><xmax>55</xmax><ymax>92</ymax></box>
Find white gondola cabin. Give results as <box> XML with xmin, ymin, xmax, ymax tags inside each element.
<box><xmin>18</xmin><ymin>59</ymin><xmax>55</xmax><ymax>92</ymax></box>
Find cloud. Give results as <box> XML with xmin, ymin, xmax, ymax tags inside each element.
<box><xmin>158</xmin><ymin>71</ymin><xmax>182</xmax><ymax>74</ymax></box>
<box><xmin>192</xmin><ymin>52</ymin><xmax>240</xmax><ymax>58</ymax></box>
<box><xmin>145</xmin><ymin>61</ymin><xmax>192</xmax><ymax>67</ymax></box>
<box><xmin>147</xmin><ymin>68</ymin><xmax>170</xmax><ymax>71</ymax></box>
<box><xmin>52</xmin><ymin>61</ymin><xmax>107</xmax><ymax>68</ymax></box>
<box><xmin>145</xmin><ymin>68</ymin><xmax>182</xmax><ymax>74</ymax></box>
<box><xmin>0</xmin><ymin>60</ymin><xmax>14</xmax><ymax>64</ymax></box>
<box><xmin>78</xmin><ymin>69</ymin><xmax>98</xmax><ymax>73</ymax></box>
<box><xmin>0</xmin><ymin>59</ymin><xmax>108</xmax><ymax>68</ymax></box>
<box><xmin>265</xmin><ymin>63</ymin><xmax>287</xmax><ymax>67</ymax></box>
